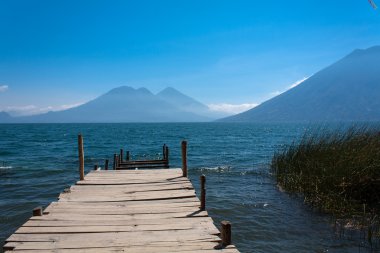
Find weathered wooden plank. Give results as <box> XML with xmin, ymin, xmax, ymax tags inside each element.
<box><xmin>45</xmin><ymin>197</ymin><xmax>201</xmax><ymax>209</ymax></box>
<box><xmin>7</xmin><ymin>230</ymin><xmax>220</xmax><ymax>243</ymax></box>
<box><xmin>46</xmin><ymin>201</ymin><xmax>199</xmax><ymax>208</ymax></box>
<box><xmin>30</xmin><ymin>211</ymin><xmax>210</xmax><ymax>221</ymax></box>
<box><xmin>90</xmin><ymin>169</ymin><xmax>181</xmax><ymax>174</ymax></box>
<box><xmin>44</xmin><ymin>206</ymin><xmax>202</xmax><ymax>215</ymax></box>
<box><xmin>119</xmin><ymin>160</ymin><xmax>167</xmax><ymax>165</ymax></box>
<box><xmin>47</xmin><ymin>198</ymin><xmax>200</xmax><ymax>207</ymax></box>
<box><xmin>15</xmin><ymin>222</ymin><xmax>220</xmax><ymax>234</ymax></box>
<box><xmin>58</xmin><ymin>193</ymin><xmax>196</xmax><ymax>202</ymax></box>
<box><xmin>4</xmin><ymin>242</ymin><xmax>238</xmax><ymax>252</ymax></box>
<box><xmin>70</xmin><ymin>182</ymin><xmax>194</xmax><ymax>191</ymax></box>
<box><xmin>75</xmin><ymin>179</ymin><xmax>190</xmax><ymax>186</ymax></box>
<box><xmin>84</xmin><ymin>173</ymin><xmax>182</xmax><ymax>178</ymax></box>
<box><xmin>59</xmin><ymin>189</ymin><xmax>196</xmax><ymax>198</ymax></box>
<box><xmin>23</xmin><ymin>217</ymin><xmax>216</xmax><ymax>227</ymax></box>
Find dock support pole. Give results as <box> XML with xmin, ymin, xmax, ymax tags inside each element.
<box><xmin>116</xmin><ymin>155</ymin><xmax>119</xmax><ymax>170</ymax></box>
<box><xmin>126</xmin><ymin>151</ymin><xmax>130</xmax><ymax>161</ymax></box>
<box><xmin>105</xmin><ymin>159</ymin><xmax>109</xmax><ymax>170</ymax></box>
<box><xmin>221</xmin><ymin>221</ymin><xmax>232</xmax><ymax>246</ymax></box>
<box><xmin>94</xmin><ymin>165</ymin><xmax>99</xmax><ymax>170</ymax></box>
<box><xmin>181</xmin><ymin>140</ymin><xmax>187</xmax><ymax>177</ymax></box>
<box><xmin>33</xmin><ymin>207</ymin><xmax>43</xmax><ymax>216</ymax></box>
<box><xmin>78</xmin><ymin>134</ymin><xmax>84</xmax><ymax>181</ymax></box>
<box><xmin>165</xmin><ymin>146</ymin><xmax>169</xmax><ymax>168</ymax></box>
<box><xmin>2</xmin><ymin>246</ymin><xmax>15</xmax><ymax>251</ymax></box>
<box><xmin>163</xmin><ymin>144</ymin><xmax>166</xmax><ymax>160</ymax></box>
<box><xmin>113</xmin><ymin>154</ymin><xmax>117</xmax><ymax>170</ymax></box>
<box><xmin>120</xmin><ymin>149</ymin><xmax>124</xmax><ymax>163</ymax></box>
<box><xmin>200</xmin><ymin>175</ymin><xmax>206</xmax><ymax>211</ymax></box>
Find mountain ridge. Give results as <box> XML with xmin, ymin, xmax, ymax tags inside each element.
<box><xmin>220</xmin><ymin>46</ymin><xmax>380</xmax><ymax>122</ymax></box>
<box><xmin>0</xmin><ymin>87</ymin><xmax>220</xmax><ymax>123</ymax></box>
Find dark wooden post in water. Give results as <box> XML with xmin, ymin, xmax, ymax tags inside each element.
<box><xmin>116</xmin><ymin>155</ymin><xmax>120</xmax><ymax>169</ymax></box>
<box><xmin>120</xmin><ymin>149</ymin><xmax>124</xmax><ymax>163</ymax></box>
<box><xmin>94</xmin><ymin>165</ymin><xmax>99</xmax><ymax>170</ymax></box>
<box><xmin>162</xmin><ymin>144</ymin><xmax>166</xmax><ymax>160</ymax></box>
<box><xmin>113</xmin><ymin>154</ymin><xmax>117</xmax><ymax>170</ymax></box>
<box><xmin>165</xmin><ymin>146</ymin><xmax>169</xmax><ymax>168</ymax></box>
<box><xmin>104</xmin><ymin>159</ymin><xmax>109</xmax><ymax>170</ymax></box>
<box><xmin>126</xmin><ymin>151</ymin><xmax>130</xmax><ymax>161</ymax></box>
<box><xmin>33</xmin><ymin>207</ymin><xmax>43</xmax><ymax>216</ymax></box>
<box><xmin>221</xmin><ymin>221</ymin><xmax>232</xmax><ymax>246</ymax></box>
<box><xmin>200</xmin><ymin>175</ymin><xmax>206</xmax><ymax>211</ymax></box>
<box><xmin>181</xmin><ymin>140</ymin><xmax>187</xmax><ymax>177</ymax></box>
<box><xmin>78</xmin><ymin>134</ymin><xmax>84</xmax><ymax>181</ymax></box>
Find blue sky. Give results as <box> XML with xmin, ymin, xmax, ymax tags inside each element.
<box><xmin>0</xmin><ymin>0</ymin><xmax>379</xmax><ymax>115</ymax></box>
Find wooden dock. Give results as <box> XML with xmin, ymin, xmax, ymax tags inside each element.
<box><xmin>3</xmin><ymin>139</ymin><xmax>240</xmax><ymax>252</ymax></box>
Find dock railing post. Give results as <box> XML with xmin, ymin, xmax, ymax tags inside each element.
<box><xmin>221</xmin><ymin>221</ymin><xmax>232</xmax><ymax>246</ymax></box>
<box><xmin>78</xmin><ymin>134</ymin><xmax>84</xmax><ymax>181</ymax></box>
<box><xmin>116</xmin><ymin>155</ymin><xmax>120</xmax><ymax>169</ymax></box>
<box><xmin>120</xmin><ymin>149</ymin><xmax>124</xmax><ymax>163</ymax></box>
<box><xmin>162</xmin><ymin>144</ymin><xmax>166</xmax><ymax>160</ymax></box>
<box><xmin>113</xmin><ymin>154</ymin><xmax>117</xmax><ymax>170</ymax></box>
<box><xmin>94</xmin><ymin>164</ymin><xmax>99</xmax><ymax>170</ymax></box>
<box><xmin>165</xmin><ymin>146</ymin><xmax>169</xmax><ymax>168</ymax></box>
<box><xmin>126</xmin><ymin>151</ymin><xmax>130</xmax><ymax>161</ymax></box>
<box><xmin>181</xmin><ymin>140</ymin><xmax>187</xmax><ymax>177</ymax></box>
<box><xmin>105</xmin><ymin>159</ymin><xmax>109</xmax><ymax>170</ymax></box>
<box><xmin>33</xmin><ymin>207</ymin><xmax>43</xmax><ymax>216</ymax></box>
<box><xmin>200</xmin><ymin>175</ymin><xmax>206</xmax><ymax>211</ymax></box>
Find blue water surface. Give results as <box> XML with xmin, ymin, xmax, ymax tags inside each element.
<box><xmin>0</xmin><ymin>123</ymin><xmax>375</xmax><ymax>253</ymax></box>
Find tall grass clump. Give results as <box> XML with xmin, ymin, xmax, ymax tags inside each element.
<box><xmin>271</xmin><ymin>126</ymin><xmax>380</xmax><ymax>242</ymax></box>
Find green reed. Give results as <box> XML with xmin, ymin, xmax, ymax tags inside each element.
<box><xmin>271</xmin><ymin>126</ymin><xmax>380</xmax><ymax>242</ymax></box>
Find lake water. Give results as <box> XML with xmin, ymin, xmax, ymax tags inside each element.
<box><xmin>0</xmin><ymin>123</ymin><xmax>375</xmax><ymax>252</ymax></box>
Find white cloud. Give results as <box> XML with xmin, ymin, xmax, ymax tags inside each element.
<box><xmin>3</xmin><ymin>102</ymin><xmax>85</xmax><ymax>116</ymax></box>
<box><xmin>269</xmin><ymin>90</ymin><xmax>282</xmax><ymax>97</ymax></box>
<box><xmin>208</xmin><ymin>103</ymin><xmax>258</xmax><ymax>114</ymax></box>
<box><xmin>58</xmin><ymin>102</ymin><xmax>85</xmax><ymax>110</ymax></box>
<box><xmin>288</xmin><ymin>77</ymin><xmax>309</xmax><ymax>89</ymax></box>
<box><xmin>268</xmin><ymin>76</ymin><xmax>310</xmax><ymax>98</ymax></box>
<box><xmin>0</xmin><ymin>85</ymin><xmax>9</xmax><ymax>93</ymax></box>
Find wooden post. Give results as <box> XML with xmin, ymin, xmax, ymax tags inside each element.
<box><xmin>200</xmin><ymin>175</ymin><xmax>206</xmax><ymax>211</ymax></box>
<box><xmin>162</xmin><ymin>144</ymin><xmax>166</xmax><ymax>160</ymax></box>
<box><xmin>78</xmin><ymin>134</ymin><xmax>84</xmax><ymax>181</ymax></box>
<box><xmin>120</xmin><ymin>149</ymin><xmax>124</xmax><ymax>163</ymax></box>
<box><xmin>104</xmin><ymin>159</ymin><xmax>109</xmax><ymax>170</ymax></box>
<box><xmin>126</xmin><ymin>151</ymin><xmax>130</xmax><ymax>161</ymax></box>
<box><xmin>181</xmin><ymin>140</ymin><xmax>187</xmax><ymax>177</ymax></box>
<box><xmin>165</xmin><ymin>146</ymin><xmax>169</xmax><ymax>168</ymax></box>
<box><xmin>113</xmin><ymin>154</ymin><xmax>117</xmax><ymax>170</ymax></box>
<box><xmin>93</xmin><ymin>164</ymin><xmax>98</xmax><ymax>170</ymax></box>
<box><xmin>33</xmin><ymin>207</ymin><xmax>43</xmax><ymax>216</ymax></box>
<box><xmin>221</xmin><ymin>221</ymin><xmax>232</xmax><ymax>246</ymax></box>
<box><xmin>2</xmin><ymin>245</ymin><xmax>15</xmax><ymax>251</ymax></box>
<box><xmin>115</xmin><ymin>155</ymin><xmax>119</xmax><ymax>170</ymax></box>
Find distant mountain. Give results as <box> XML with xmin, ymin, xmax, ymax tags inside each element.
<box><xmin>157</xmin><ymin>87</ymin><xmax>209</xmax><ymax>112</ymax></box>
<box><xmin>220</xmin><ymin>46</ymin><xmax>380</xmax><ymax>122</ymax></box>
<box><xmin>0</xmin><ymin>112</ymin><xmax>12</xmax><ymax>122</ymax></box>
<box><xmin>1</xmin><ymin>87</ymin><xmax>216</xmax><ymax>123</ymax></box>
<box><xmin>157</xmin><ymin>87</ymin><xmax>228</xmax><ymax>119</ymax></box>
